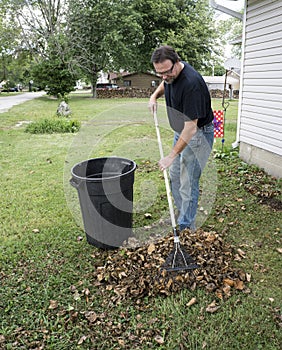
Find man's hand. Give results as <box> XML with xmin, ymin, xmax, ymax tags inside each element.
<box><xmin>148</xmin><ymin>98</ymin><xmax>157</xmax><ymax>114</ymax></box>
<box><xmin>158</xmin><ymin>151</ymin><xmax>177</xmax><ymax>171</ymax></box>
<box><xmin>148</xmin><ymin>81</ymin><xmax>165</xmax><ymax>114</ymax></box>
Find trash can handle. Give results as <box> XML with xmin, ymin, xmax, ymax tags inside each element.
<box><xmin>70</xmin><ymin>177</ymin><xmax>81</xmax><ymax>189</ymax></box>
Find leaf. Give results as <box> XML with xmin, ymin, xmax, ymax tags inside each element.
<box><xmin>206</xmin><ymin>283</ymin><xmax>216</xmax><ymax>292</ymax></box>
<box><xmin>234</xmin><ymin>280</ymin><xmax>244</xmax><ymax>290</ymax></box>
<box><xmin>186</xmin><ymin>297</ymin><xmax>197</xmax><ymax>307</ymax></box>
<box><xmin>0</xmin><ymin>335</ymin><xmax>5</xmax><ymax>343</ymax></box>
<box><xmin>276</xmin><ymin>248</ymin><xmax>282</xmax><ymax>254</ymax></box>
<box><xmin>118</xmin><ymin>271</ymin><xmax>127</xmax><ymax>279</ymax></box>
<box><xmin>223</xmin><ymin>278</ymin><xmax>234</xmax><ymax>287</ymax></box>
<box><xmin>166</xmin><ymin>278</ymin><xmax>173</xmax><ymax>289</ymax></box>
<box><xmin>215</xmin><ymin>289</ymin><xmax>223</xmax><ymax>299</ymax></box>
<box><xmin>205</xmin><ymin>232</ymin><xmax>217</xmax><ymax>243</ymax></box>
<box><xmin>222</xmin><ymin>285</ymin><xmax>231</xmax><ymax>297</ymax></box>
<box><xmin>97</xmin><ymin>274</ymin><xmax>104</xmax><ymax>282</ymax></box>
<box><xmin>206</xmin><ymin>300</ymin><xmax>220</xmax><ymax>313</ymax></box>
<box><xmin>237</xmin><ymin>248</ymin><xmax>246</xmax><ymax>257</ymax></box>
<box><xmin>118</xmin><ymin>339</ymin><xmax>125</xmax><ymax>346</ymax></box>
<box><xmin>77</xmin><ymin>335</ymin><xmax>87</xmax><ymax>345</ymax></box>
<box><xmin>147</xmin><ymin>243</ymin><xmax>155</xmax><ymax>255</ymax></box>
<box><xmin>154</xmin><ymin>335</ymin><xmax>165</xmax><ymax>344</ymax></box>
<box><xmin>48</xmin><ymin>300</ymin><xmax>58</xmax><ymax>310</ymax></box>
<box><xmin>83</xmin><ymin>288</ymin><xmax>90</xmax><ymax>296</ymax></box>
<box><xmin>85</xmin><ymin>311</ymin><xmax>98</xmax><ymax>323</ymax></box>
<box><xmin>73</xmin><ymin>290</ymin><xmax>81</xmax><ymax>301</ymax></box>
<box><xmin>234</xmin><ymin>254</ymin><xmax>242</xmax><ymax>261</ymax></box>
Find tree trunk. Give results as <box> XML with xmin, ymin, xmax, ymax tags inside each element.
<box><xmin>91</xmin><ymin>84</ymin><xmax>97</xmax><ymax>98</ymax></box>
<box><xmin>90</xmin><ymin>71</ymin><xmax>98</xmax><ymax>98</ymax></box>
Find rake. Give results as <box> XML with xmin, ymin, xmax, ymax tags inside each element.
<box><xmin>153</xmin><ymin>110</ymin><xmax>200</xmax><ymax>272</ymax></box>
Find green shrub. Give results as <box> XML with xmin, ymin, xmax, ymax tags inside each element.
<box><xmin>25</xmin><ymin>118</ymin><xmax>80</xmax><ymax>134</ymax></box>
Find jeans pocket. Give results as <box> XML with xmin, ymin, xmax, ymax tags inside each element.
<box><xmin>189</xmin><ymin>132</ymin><xmax>202</xmax><ymax>148</ymax></box>
<box><xmin>203</xmin><ymin>123</ymin><xmax>214</xmax><ymax>133</ymax></box>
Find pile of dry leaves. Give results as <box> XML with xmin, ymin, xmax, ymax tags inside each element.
<box><xmin>90</xmin><ymin>229</ymin><xmax>250</xmax><ymax>303</ymax></box>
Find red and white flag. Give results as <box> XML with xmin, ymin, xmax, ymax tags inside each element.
<box><xmin>213</xmin><ymin>110</ymin><xmax>224</xmax><ymax>138</ymax></box>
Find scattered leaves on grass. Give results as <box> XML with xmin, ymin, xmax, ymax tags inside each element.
<box><xmin>90</xmin><ymin>228</ymin><xmax>249</xmax><ymax>304</ymax></box>
<box><xmin>272</xmin><ymin>307</ymin><xmax>282</xmax><ymax>328</ymax></box>
<box><xmin>239</xmin><ymin>170</ymin><xmax>281</xmax><ymax>211</ymax></box>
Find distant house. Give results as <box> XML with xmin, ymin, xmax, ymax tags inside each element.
<box><xmin>212</xmin><ymin>0</ymin><xmax>282</xmax><ymax>178</ymax></box>
<box><xmin>203</xmin><ymin>70</ymin><xmax>240</xmax><ymax>98</ymax></box>
<box><xmin>109</xmin><ymin>72</ymin><xmax>161</xmax><ymax>89</ymax></box>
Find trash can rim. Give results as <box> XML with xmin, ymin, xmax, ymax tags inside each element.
<box><xmin>71</xmin><ymin>156</ymin><xmax>136</xmax><ymax>182</ymax></box>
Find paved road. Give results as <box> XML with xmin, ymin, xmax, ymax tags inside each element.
<box><xmin>0</xmin><ymin>91</ymin><xmax>46</xmax><ymax>113</ymax></box>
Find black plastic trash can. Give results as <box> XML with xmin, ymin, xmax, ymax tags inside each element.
<box><xmin>70</xmin><ymin>157</ymin><xmax>136</xmax><ymax>249</ymax></box>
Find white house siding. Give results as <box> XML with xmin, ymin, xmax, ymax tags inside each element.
<box><xmin>239</xmin><ymin>0</ymin><xmax>282</xmax><ymax>178</ymax></box>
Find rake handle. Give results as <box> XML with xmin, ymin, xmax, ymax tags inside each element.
<box><xmin>153</xmin><ymin>111</ymin><xmax>177</xmax><ymax>231</ymax></box>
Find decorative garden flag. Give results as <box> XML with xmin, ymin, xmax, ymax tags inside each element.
<box><xmin>213</xmin><ymin>110</ymin><xmax>224</xmax><ymax>138</ymax></box>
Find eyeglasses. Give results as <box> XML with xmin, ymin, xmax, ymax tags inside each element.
<box><xmin>155</xmin><ymin>63</ymin><xmax>175</xmax><ymax>76</ymax></box>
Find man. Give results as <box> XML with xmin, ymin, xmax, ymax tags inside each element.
<box><xmin>149</xmin><ymin>45</ymin><xmax>214</xmax><ymax>231</ymax></box>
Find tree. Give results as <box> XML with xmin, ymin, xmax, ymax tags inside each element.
<box><xmin>133</xmin><ymin>0</ymin><xmax>222</xmax><ymax>73</ymax></box>
<box><xmin>170</xmin><ymin>0</ymin><xmax>221</xmax><ymax>71</ymax></box>
<box><xmin>67</xmin><ymin>0</ymin><xmax>143</xmax><ymax>97</ymax></box>
<box><xmin>0</xmin><ymin>1</ymin><xmax>24</xmax><ymax>84</ymax></box>
<box><xmin>68</xmin><ymin>0</ymin><xmax>222</xmax><ymax>96</ymax></box>
<box><xmin>7</xmin><ymin>0</ymin><xmax>78</xmax><ymax>96</ymax></box>
<box><xmin>10</xmin><ymin>0</ymin><xmax>69</xmax><ymax>58</ymax></box>
<box><xmin>217</xmin><ymin>15</ymin><xmax>243</xmax><ymax>59</ymax></box>
<box><xmin>31</xmin><ymin>41</ymin><xmax>77</xmax><ymax>96</ymax></box>
<box><xmin>2</xmin><ymin>0</ymin><xmax>226</xmax><ymax>96</ymax></box>
<box><xmin>131</xmin><ymin>0</ymin><xmax>183</xmax><ymax>71</ymax></box>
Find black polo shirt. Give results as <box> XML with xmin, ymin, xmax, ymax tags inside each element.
<box><xmin>164</xmin><ymin>62</ymin><xmax>214</xmax><ymax>132</ymax></box>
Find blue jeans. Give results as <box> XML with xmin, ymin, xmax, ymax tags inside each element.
<box><xmin>169</xmin><ymin>122</ymin><xmax>214</xmax><ymax>230</ymax></box>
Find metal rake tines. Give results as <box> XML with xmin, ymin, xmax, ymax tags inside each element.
<box><xmin>162</xmin><ymin>242</ymin><xmax>200</xmax><ymax>272</ymax></box>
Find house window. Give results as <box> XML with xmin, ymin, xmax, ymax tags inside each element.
<box><xmin>123</xmin><ymin>80</ymin><xmax>131</xmax><ymax>87</ymax></box>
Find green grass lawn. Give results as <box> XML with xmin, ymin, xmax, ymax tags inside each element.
<box><xmin>0</xmin><ymin>93</ymin><xmax>281</xmax><ymax>349</ymax></box>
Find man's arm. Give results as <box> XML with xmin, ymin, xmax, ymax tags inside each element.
<box><xmin>158</xmin><ymin>119</ymin><xmax>198</xmax><ymax>170</ymax></box>
<box><xmin>149</xmin><ymin>81</ymin><xmax>165</xmax><ymax>113</ymax></box>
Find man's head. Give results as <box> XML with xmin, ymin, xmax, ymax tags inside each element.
<box><xmin>151</xmin><ymin>46</ymin><xmax>182</xmax><ymax>84</ymax></box>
